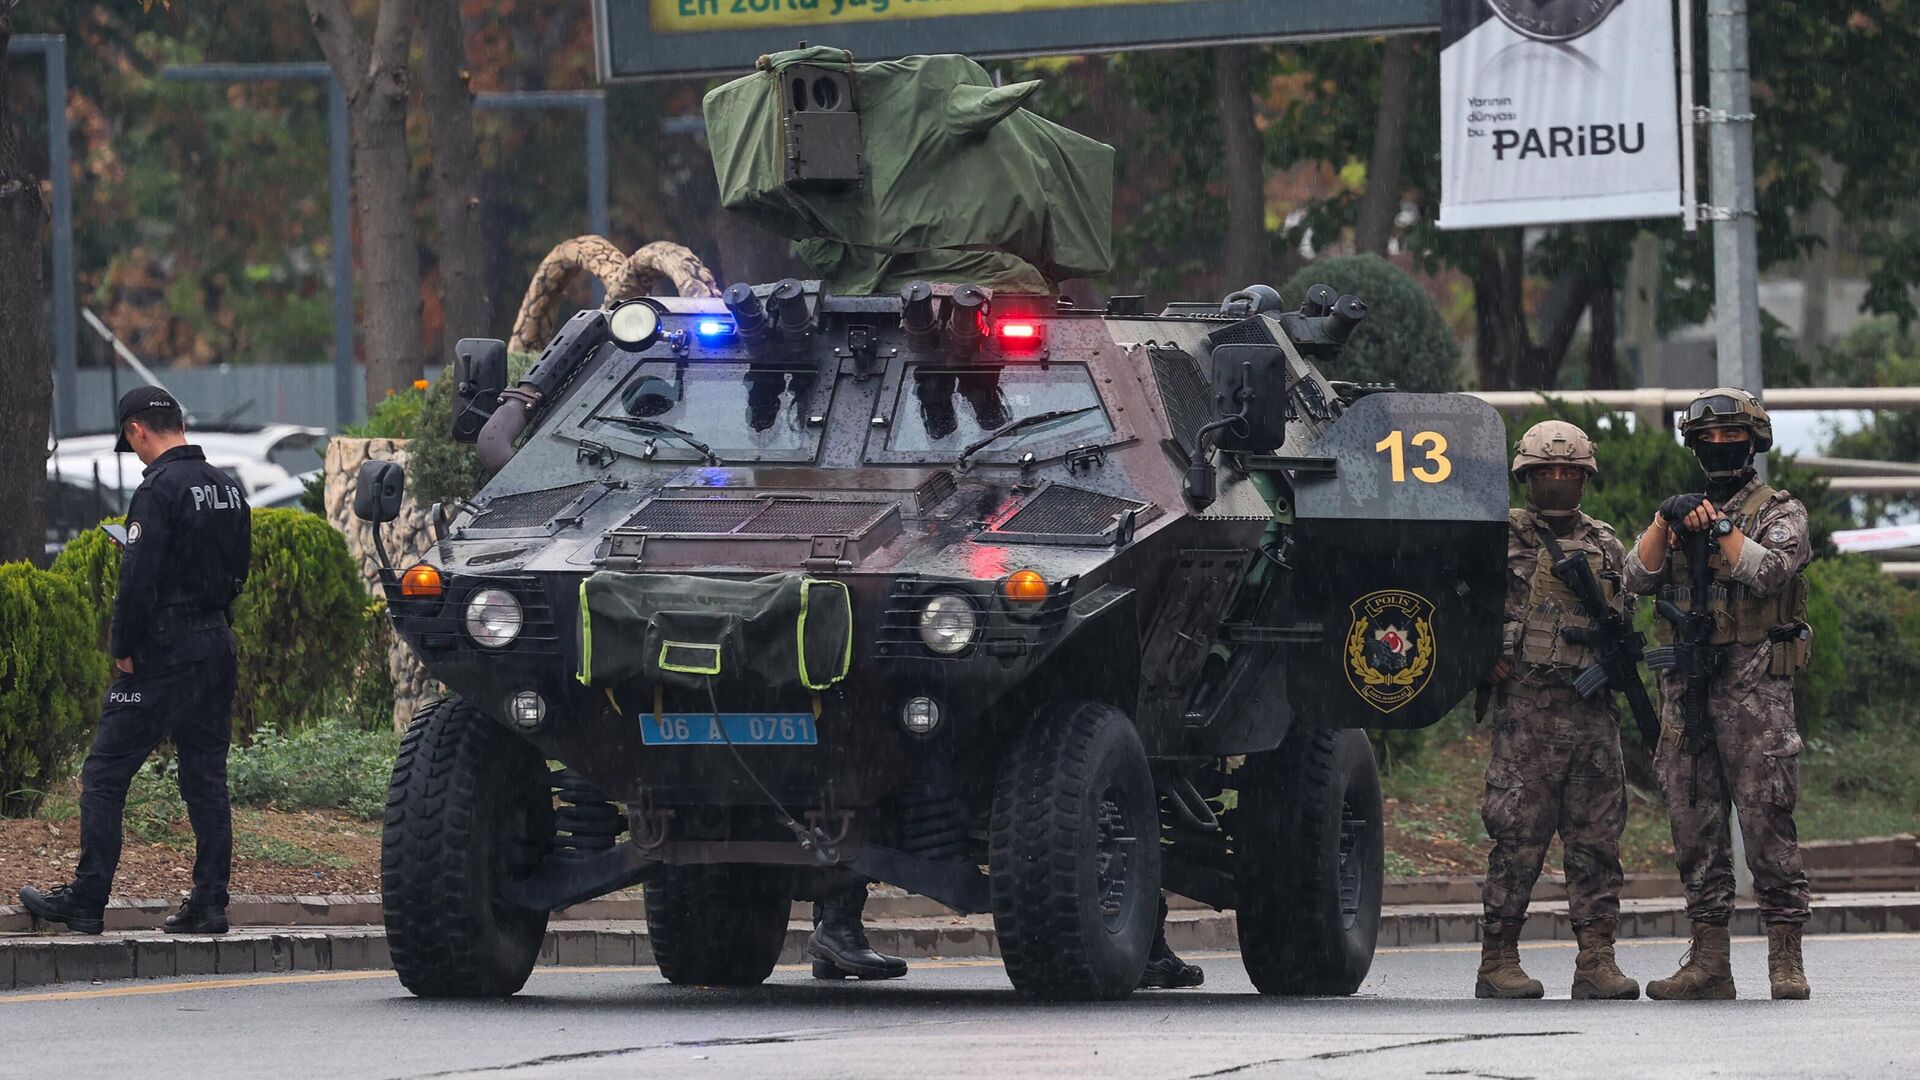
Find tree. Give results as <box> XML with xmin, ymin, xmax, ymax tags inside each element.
<box><xmin>417</xmin><ymin>0</ymin><xmax>487</xmax><ymax>361</ymax></box>
<box><xmin>1352</xmin><ymin>36</ymin><xmax>1412</xmax><ymax>257</ymax></box>
<box><xmin>303</xmin><ymin>0</ymin><xmax>424</xmax><ymax>413</ymax></box>
<box><xmin>1213</xmin><ymin>45</ymin><xmax>1266</xmax><ymax>291</ymax></box>
<box><xmin>0</xmin><ymin>1</ymin><xmax>52</xmax><ymax>565</ymax></box>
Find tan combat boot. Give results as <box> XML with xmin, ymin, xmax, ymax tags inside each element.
<box><xmin>1766</xmin><ymin>922</ymin><xmax>1811</xmax><ymax>1000</ymax></box>
<box><xmin>1646</xmin><ymin>921</ymin><xmax>1736</xmax><ymax>1000</ymax></box>
<box><xmin>1571</xmin><ymin>917</ymin><xmax>1640</xmax><ymax>1000</ymax></box>
<box><xmin>1475</xmin><ymin>918</ymin><xmax>1545</xmax><ymax>999</ymax></box>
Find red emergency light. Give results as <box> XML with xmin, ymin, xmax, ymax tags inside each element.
<box><xmin>997</xmin><ymin>321</ymin><xmax>1044</xmax><ymax>350</ymax></box>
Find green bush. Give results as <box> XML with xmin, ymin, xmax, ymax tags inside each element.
<box><xmin>227</xmin><ymin>718</ymin><xmax>398</xmax><ymax>819</ymax></box>
<box><xmin>407</xmin><ymin>373</ymin><xmax>487</xmax><ymax>508</ymax></box>
<box><xmin>230</xmin><ymin>509</ymin><xmax>367</xmax><ymax>742</ymax></box>
<box><xmin>0</xmin><ymin>564</ymin><xmax>109</xmax><ymax>816</ymax></box>
<box><xmin>404</xmin><ymin>353</ymin><xmax>537</xmax><ymax>508</ymax></box>
<box><xmin>343</xmin><ymin>385</ymin><xmax>427</xmax><ymax>439</ymax></box>
<box><xmin>342</xmin><ymin>598</ymin><xmax>398</xmax><ymax>732</ymax></box>
<box><xmin>1279</xmin><ymin>255</ymin><xmax>1463</xmax><ymax>393</ymax></box>
<box><xmin>49</xmin><ymin>520</ymin><xmax>124</xmax><ymax>653</ymax></box>
<box><xmin>1804</xmin><ymin>556</ymin><xmax>1920</xmax><ymax>732</ymax></box>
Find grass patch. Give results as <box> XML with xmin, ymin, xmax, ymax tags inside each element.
<box><xmin>228</xmin><ymin>719</ymin><xmax>397</xmax><ymax>819</ymax></box>
<box><xmin>234</xmin><ymin>832</ymin><xmax>353</xmax><ymax>870</ymax></box>
<box><xmin>1800</xmin><ymin>720</ymin><xmax>1920</xmax><ymax>840</ymax></box>
<box><xmin>119</xmin><ymin>718</ymin><xmax>396</xmax><ymax>842</ymax></box>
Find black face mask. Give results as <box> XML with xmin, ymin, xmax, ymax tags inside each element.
<box><xmin>1694</xmin><ymin>439</ymin><xmax>1754</xmax><ymax>480</ymax></box>
<box><xmin>1527</xmin><ymin>475</ymin><xmax>1584</xmax><ymax>516</ymax></box>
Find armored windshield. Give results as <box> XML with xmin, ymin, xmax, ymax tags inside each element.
<box><xmin>878</xmin><ymin>364</ymin><xmax>1112</xmax><ymax>459</ymax></box>
<box><xmin>576</xmin><ymin>360</ymin><xmax>826</xmax><ymax>463</ymax></box>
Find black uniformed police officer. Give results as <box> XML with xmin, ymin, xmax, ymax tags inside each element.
<box><xmin>20</xmin><ymin>387</ymin><xmax>252</xmax><ymax>936</ymax></box>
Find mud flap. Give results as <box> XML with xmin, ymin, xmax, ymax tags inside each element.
<box><xmin>1283</xmin><ymin>393</ymin><xmax>1508</xmax><ymax>730</ymax></box>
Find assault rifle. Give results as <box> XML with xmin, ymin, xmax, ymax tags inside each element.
<box><xmin>1535</xmin><ymin>528</ymin><xmax>1660</xmax><ymax>748</ymax></box>
<box><xmin>1648</xmin><ymin>526</ymin><xmax>1722</xmax><ymax>803</ymax></box>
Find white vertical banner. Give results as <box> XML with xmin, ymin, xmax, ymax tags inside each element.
<box><xmin>1438</xmin><ymin>0</ymin><xmax>1684</xmax><ymax>230</ymax></box>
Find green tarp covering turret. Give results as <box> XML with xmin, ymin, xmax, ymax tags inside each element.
<box><xmin>703</xmin><ymin>46</ymin><xmax>1114</xmax><ymax>296</ymax></box>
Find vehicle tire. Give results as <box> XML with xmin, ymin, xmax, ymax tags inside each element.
<box><xmin>383</xmin><ymin>697</ymin><xmax>553</xmax><ymax>998</ymax></box>
<box><xmin>1233</xmin><ymin>726</ymin><xmax>1384</xmax><ymax>996</ymax></box>
<box><xmin>645</xmin><ymin>865</ymin><xmax>791</xmax><ymax>986</ymax></box>
<box><xmin>989</xmin><ymin>700</ymin><xmax>1160</xmax><ymax>1001</ymax></box>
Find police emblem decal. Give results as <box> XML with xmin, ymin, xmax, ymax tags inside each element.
<box><xmin>1345</xmin><ymin>589</ymin><xmax>1438</xmax><ymax>713</ymax></box>
<box><xmin>126</xmin><ymin>522</ymin><xmax>141</xmax><ymax>543</ymax></box>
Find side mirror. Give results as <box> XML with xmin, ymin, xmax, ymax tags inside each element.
<box><xmin>451</xmin><ymin>338</ymin><xmax>509</xmax><ymax>443</ymax></box>
<box><xmin>353</xmin><ymin>460</ymin><xmax>406</xmax><ymax>525</ymax></box>
<box><xmin>1208</xmin><ymin>343</ymin><xmax>1290</xmax><ymax>454</ymax></box>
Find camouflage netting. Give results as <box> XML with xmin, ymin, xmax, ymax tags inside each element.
<box><xmin>704</xmin><ymin>47</ymin><xmax>1114</xmax><ymax>296</ymax></box>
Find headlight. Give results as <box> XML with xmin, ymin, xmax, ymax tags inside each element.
<box><xmin>465</xmin><ymin>588</ymin><xmax>523</xmax><ymax>649</ymax></box>
<box><xmin>607</xmin><ymin>298</ymin><xmax>662</xmax><ymax>349</ymax></box>
<box><xmin>901</xmin><ymin>696</ymin><xmax>941</xmax><ymax>735</ymax></box>
<box><xmin>917</xmin><ymin>593</ymin><xmax>978</xmax><ymax>656</ymax></box>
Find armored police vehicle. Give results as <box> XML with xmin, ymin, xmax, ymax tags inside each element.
<box><xmin>355</xmin><ymin>47</ymin><xmax>1508</xmax><ymax>1001</ymax></box>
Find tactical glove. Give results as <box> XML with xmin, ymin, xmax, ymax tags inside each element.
<box><xmin>1660</xmin><ymin>493</ymin><xmax>1707</xmax><ymax>526</ymax></box>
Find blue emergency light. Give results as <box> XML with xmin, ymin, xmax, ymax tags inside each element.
<box><xmin>696</xmin><ymin>319</ymin><xmax>735</xmax><ymax>338</ymax></box>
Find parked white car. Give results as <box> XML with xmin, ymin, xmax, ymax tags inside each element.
<box><xmin>45</xmin><ymin>423</ymin><xmax>329</xmax><ymax>551</ymax></box>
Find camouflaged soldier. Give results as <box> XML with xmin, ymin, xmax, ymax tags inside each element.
<box><xmin>1624</xmin><ymin>388</ymin><xmax>1814</xmax><ymax>1001</ymax></box>
<box><xmin>1477</xmin><ymin>421</ymin><xmax>1639</xmax><ymax>1001</ymax></box>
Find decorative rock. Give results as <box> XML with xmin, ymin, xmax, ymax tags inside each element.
<box><xmin>323</xmin><ymin>437</ymin><xmax>443</xmax><ymax>730</ymax></box>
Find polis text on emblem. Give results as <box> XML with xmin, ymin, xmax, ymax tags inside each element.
<box><xmin>1345</xmin><ymin>589</ymin><xmax>1438</xmax><ymax>714</ymax></box>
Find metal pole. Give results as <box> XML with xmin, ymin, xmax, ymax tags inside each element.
<box><xmin>585</xmin><ymin>94</ymin><xmax>610</xmax><ymax>240</ymax></box>
<box><xmin>161</xmin><ymin>63</ymin><xmax>354</xmax><ymax>428</ymax></box>
<box><xmin>1677</xmin><ymin>0</ymin><xmax>1698</xmax><ymax>233</ymax></box>
<box><xmin>9</xmin><ymin>37</ymin><xmax>77</xmax><ymax>435</ymax></box>
<box><xmin>1706</xmin><ymin>0</ymin><xmax>1762</xmax><ymax>398</ymax></box>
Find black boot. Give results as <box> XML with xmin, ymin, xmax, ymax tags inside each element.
<box><xmin>19</xmin><ymin>885</ymin><xmax>106</xmax><ymax>936</ymax></box>
<box><xmin>1138</xmin><ymin>898</ymin><xmax>1203</xmax><ymax>989</ymax></box>
<box><xmin>163</xmin><ymin>900</ymin><xmax>229</xmax><ymax>935</ymax></box>
<box><xmin>809</xmin><ymin>887</ymin><xmax>907</xmax><ymax>980</ymax></box>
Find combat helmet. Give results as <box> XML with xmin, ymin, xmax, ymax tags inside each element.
<box><xmin>1510</xmin><ymin>420</ymin><xmax>1598</xmax><ymax>482</ymax></box>
<box><xmin>1678</xmin><ymin>387</ymin><xmax>1772</xmax><ymax>452</ymax></box>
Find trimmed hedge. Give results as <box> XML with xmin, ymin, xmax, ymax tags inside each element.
<box><xmin>230</xmin><ymin>509</ymin><xmax>367</xmax><ymax>742</ymax></box>
<box><xmin>0</xmin><ymin>563</ymin><xmax>109</xmax><ymax>816</ymax></box>
<box><xmin>49</xmin><ymin>521</ymin><xmax>123</xmax><ymax>653</ymax></box>
<box><xmin>1279</xmin><ymin>255</ymin><xmax>1463</xmax><ymax>393</ymax></box>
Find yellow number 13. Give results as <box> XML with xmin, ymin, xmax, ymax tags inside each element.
<box><xmin>1374</xmin><ymin>429</ymin><xmax>1453</xmax><ymax>484</ymax></box>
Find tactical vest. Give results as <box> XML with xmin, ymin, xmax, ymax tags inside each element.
<box><xmin>1517</xmin><ymin>526</ymin><xmax>1613</xmax><ymax>671</ymax></box>
<box><xmin>1653</xmin><ymin>483</ymin><xmax>1809</xmax><ymax>649</ymax></box>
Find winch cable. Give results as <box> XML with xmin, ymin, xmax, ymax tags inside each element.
<box><xmin>703</xmin><ymin>677</ymin><xmax>840</xmax><ymax>863</ymax></box>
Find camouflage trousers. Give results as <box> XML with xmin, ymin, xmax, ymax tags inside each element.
<box><xmin>1656</xmin><ymin>641</ymin><xmax>1812</xmax><ymax>926</ymax></box>
<box><xmin>1481</xmin><ymin>683</ymin><xmax>1626</xmax><ymax>926</ymax></box>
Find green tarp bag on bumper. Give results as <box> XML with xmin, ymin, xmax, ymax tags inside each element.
<box><xmin>576</xmin><ymin>571</ymin><xmax>852</xmax><ymax>691</ymax></box>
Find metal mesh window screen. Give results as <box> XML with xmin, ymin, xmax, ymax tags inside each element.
<box><xmin>1148</xmin><ymin>346</ymin><xmax>1211</xmax><ymax>454</ymax></box>
<box><xmin>998</xmin><ymin>485</ymin><xmax>1146</xmax><ymax>536</ymax></box>
<box><xmin>748</xmin><ymin>500</ymin><xmax>894</xmax><ymax>535</ymax></box>
<box><xmin>469</xmin><ymin>482</ymin><xmax>598</xmax><ymax>530</ymax></box>
<box><xmin>623</xmin><ymin>498</ymin><xmax>767</xmax><ymax>533</ymax></box>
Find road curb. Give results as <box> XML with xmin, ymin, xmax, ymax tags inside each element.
<box><xmin>8</xmin><ymin>859</ymin><xmax>1918</xmax><ymax>933</ymax></box>
<box><xmin>4</xmin><ymin>893</ymin><xmax>1916</xmax><ymax>993</ymax></box>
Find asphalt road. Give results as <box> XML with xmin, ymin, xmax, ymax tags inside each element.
<box><xmin>2</xmin><ymin>934</ymin><xmax>1915</xmax><ymax>1080</ymax></box>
